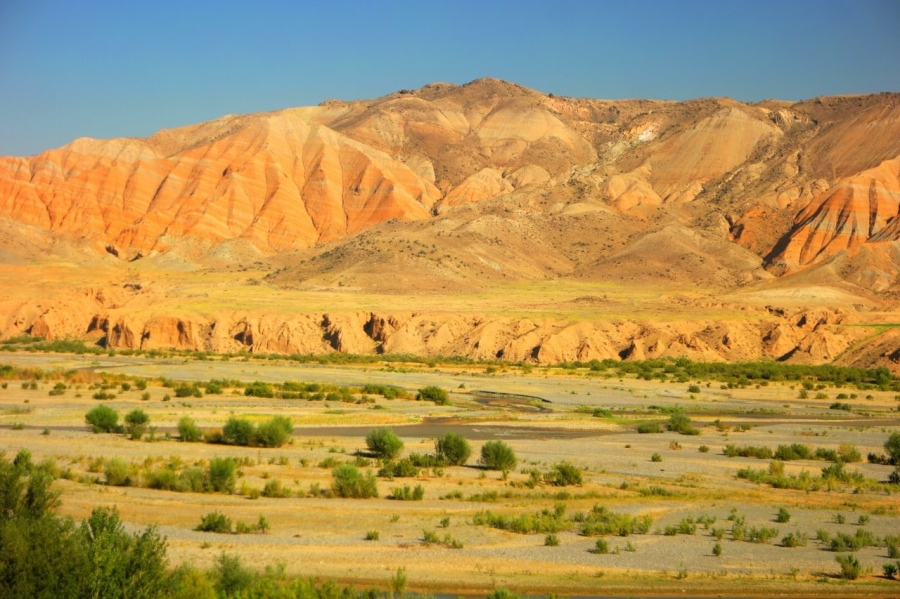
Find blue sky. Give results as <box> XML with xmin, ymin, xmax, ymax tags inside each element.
<box><xmin>1</xmin><ymin>0</ymin><xmax>898</xmax><ymax>156</ymax></box>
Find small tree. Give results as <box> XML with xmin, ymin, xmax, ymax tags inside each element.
<box><xmin>416</xmin><ymin>386</ymin><xmax>449</xmax><ymax>405</ymax></box>
<box><xmin>124</xmin><ymin>408</ymin><xmax>150</xmax><ymax>440</ymax></box>
<box><xmin>435</xmin><ymin>432</ymin><xmax>471</xmax><ymax>466</ymax></box>
<box><xmin>222</xmin><ymin>417</ymin><xmax>255</xmax><ymax>446</ymax></box>
<box><xmin>885</xmin><ymin>431</ymin><xmax>900</xmax><ymax>465</ymax></box>
<box><xmin>332</xmin><ymin>464</ymin><xmax>378</xmax><ymax>498</ymax></box>
<box><xmin>366</xmin><ymin>428</ymin><xmax>404</xmax><ymax>459</ymax></box>
<box><xmin>178</xmin><ymin>416</ymin><xmax>202</xmax><ymax>442</ymax></box>
<box><xmin>836</xmin><ymin>553</ymin><xmax>861</xmax><ymax>580</ymax></box>
<box><xmin>255</xmin><ymin>416</ymin><xmax>293</xmax><ymax>448</ymax></box>
<box><xmin>206</xmin><ymin>457</ymin><xmax>237</xmax><ymax>493</ymax></box>
<box><xmin>479</xmin><ymin>440</ymin><xmax>517</xmax><ymax>471</ymax></box>
<box><xmin>85</xmin><ymin>405</ymin><xmax>119</xmax><ymax>433</ymax></box>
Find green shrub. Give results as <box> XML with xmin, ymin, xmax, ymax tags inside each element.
<box><xmin>178</xmin><ymin>416</ymin><xmax>202</xmax><ymax>442</ymax></box>
<box><xmin>207</xmin><ymin>457</ymin><xmax>237</xmax><ymax>493</ymax></box>
<box><xmin>389</xmin><ymin>484</ymin><xmax>424</xmax><ymax>501</ymax></box>
<box><xmin>781</xmin><ymin>531</ymin><xmax>808</xmax><ymax>547</ymax></box>
<box><xmin>836</xmin><ymin>553</ymin><xmax>862</xmax><ymax>579</ymax></box>
<box><xmin>85</xmin><ymin>405</ymin><xmax>119</xmax><ymax>433</ymax></box>
<box><xmin>124</xmin><ymin>408</ymin><xmax>149</xmax><ymax>440</ymax></box>
<box><xmin>544</xmin><ymin>534</ymin><xmax>560</xmax><ymax>546</ymax></box>
<box><xmin>255</xmin><ymin>416</ymin><xmax>293</xmax><ymax>448</ymax></box>
<box><xmin>637</xmin><ymin>423</ymin><xmax>662</xmax><ymax>434</ymax></box>
<box><xmin>365</xmin><ymin>427</ymin><xmax>404</xmax><ymax>459</ymax></box>
<box><xmin>650</xmin><ymin>453</ymin><xmax>662</xmax><ymax>462</ymax></box>
<box><xmin>175</xmin><ymin>384</ymin><xmax>202</xmax><ymax>398</ymax></box>
<box><xmin>244</xmin><ymin>381</ymin><xmax>274</xmax><ymax>398</ymax></box>
<box><xmin>365</xmin><ymin>530</ymin><xmax>380</xmax><ymax>541</ymax></box>
<box><xmin>885</xmin><ymin>431</ymin><xmax>900</xmax><ymax>465</ymax></box>
<box><xmin>546</xmin><ymin>461</ymin><xmax>583</xmax><ymax>486</ymax></box>
<box><xmin>775</xmin><ymin>507</ymin><xmax>791</xmax><ymax>523</ymax></box>
<box><xmin>331</xmin><ymin>464</ymin><xmax>378</xmax><ymax>498</ymax></box>
<box><xmin>688</xmin><ymin>384</ymin><xmax>701</xmax><ymax>394</ymax></box>
<box><xmin>592</xmin><ymin>538</ymin><xmax>609</xmax><ymax>554</ymax></box>
<box><xmin>713</xmin><ymin>542</ymin><xmax>722</xmax><ymax>556</ymax></box>
<box><xmin>416</xmin><ymin>385</ymin><xmax>449</xmax><ymax>405</ymax></box>
<box><xmin>104</xmin><ymin>458</ymin><xmax>131</xmax><ymax>486</ymax></box>
<box><xmin>435</xmin><ymin>432</ymin><xmax>471</xmax><ymax>466</ymax></box>
<box><xmin>479</xmin><ymin>440</ymin><xmax>517</xmax><ymax>471</ymax></box>
<box><xmin>774</xmin><ymin>443</ymin><xmax>812</xmax><ymax>461</ymax></box>
<box><xmin>196</xmin><ymin>511</ymin><xmax>232</xmax><ymax>533</ymax></box>
<box><xmin>883</xmin><ymin>562</ymin><xmax>898</xmax><ymax>579</ymax></box>
<box><xmin>575</xmin><ymin>505</ymin><xmax>653</xmax><ymax>536</ymax></box>
<box><xmin>261</xmin><ymin>479</ymin><xmax>291</xmax><ymax>498</ymax></box>
<box><xmin>667</xmin><ymin>411</ymin><xmax>700</xmax><ymax>435</ymax></box>
<box><xmin>378</xmin><ymin>458</ymin><xmax>419</xmax><ymax>478</ymax></box>
<box><xmin>473</xmin><ymin>505</ymin><xmax>567</xmax><ymax>534</ymax></box>
<box><xmin>222</xmin><ymin>417</ymin><xmax>255</xmax><ymax>446</ymax></box>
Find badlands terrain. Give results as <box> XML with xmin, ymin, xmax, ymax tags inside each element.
<box><xmin>0</xmin><ymin>79</ymin><xmax>900</xmax><ymax>370</ymax></box>
<box><xmin>1</xmin><ymin>80</ymin><xmax>900</xmax><ymax>596</ymax></box>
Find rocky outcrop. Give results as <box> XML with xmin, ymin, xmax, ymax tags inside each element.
<box><xmin>769</xmin><ymin>158</ymin><xmax>900</xmax><ymax>273</ymax></box>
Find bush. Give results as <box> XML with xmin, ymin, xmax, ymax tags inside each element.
<box><xmin>378</xmin><ymin>458</ymin><xmax>419</xmax><ymax>478</ymax></box>
<box><xmin>667</xmin><ymin>411</ymin><xmax>700</xmax><ymax>435</ymax></box>
<box><xmin>688</xmin><ymin>384</ymin><xmax>701</xmax><ymax>394</ymax></box>
<box><xmin>222</xmin><ymin>417</ymin><xmax>255</xmax><ymax>446</ymax></box>
<box><xmin>255</xmin><ymin>416</ymin><xmax>293</xmax><ymax>448</ymax></box>
<box><xmin>104</xmin><ymin>458</ymin><xmax>131</xmax><ymax>486</ymax></box>
<box><xmin>365</xmin><ymin>530</ymin><xmax>380</xmax><ymax>541</ymax></box>
<box><xmin>435</xmin><ymin>432</ymin><xmax>471</xmax><ymax>466</ymax></box>
<box><xmin>576</xmin><ymin>505</ymin><xmax>653</xmax><ymax>536</ymax></box>
<box><xmin>365</xmin><ymin>427</ymin><xmax>404</xmax><ymax>459</ymax></box>
<box><xmin>781</xmin><ymin>531</ymin><xmax>808</xmax><ymax>547</ymax></box>
<box><xmin>885</xmin><ymin>431</ymin><xmax>900</xmax><ymax>465</ymax></box>
<box><xmin>545</xmin><ymin>534</ymin><xmax>560</xmax><ymax>546</ymax></box>
<box><xmin>389</xmin><ymin>484</ymin><xmax>424</xmax><ymax>500</ymax></box>
<box><xmin>124</xmin><ymin>408</ymin><xmax>150</xmax><ymax>440</ymax></box>
<box><xmin>196</xmin><ymin>511</ymin><xmax>232</xmax><ymax>533</ymax></box>
<box><xmin>775</xmin><ymin>507</ymin><xmax>791</xmax><ymax>523</ymax></box>
<box><xmin>178</xmin><ymin>416</ymin><xmax>202</xmax><ymax>442</ymax></box>
<box><xmin>244</xmin><ymin>381</ymin><xmax>274</xmax><ymax>398</ymax></box>
<box><xmin>479</xmin><ymin>440</ymin><xmax>517</xmax><ymax>471</ymax></box>
<box><xmin>546</xmin><ymin>461</ymin><xmax>583</xmax><ymax>486</ymax></box>
<box><xmin>836</xmin><ymin>553</ymin><xmax>862</xmax><ymax>580</ymax></box>
<box><xmin>416</xmin><ymin>385</ymin><xmax>449</xmax><ymax>405</ymax></box>
<box><xmin>637</xmin><ymin>423</ymin><xmax>662</xmax><ymax>434</ymax></box>
<box><xmin>592</xmin><ymin>538</ymin><xmax>609</xmax><ymax>554</ymax></box>
<box><xmin>85</xmin><ymin>405</ymin><xmax>119</xmax><ymax>433</ymax></box>
<box><xmin>331</xmin><ymin>464</ymin><xmax>378</xmax><ymax>498</ymax></box>
<box><xmin>650</xmin><ymin>453</ymin><xmax>662</xmax><ymax>462</ymax></box>
<box><xmin>207</xmin><ymin>457</ymin><xmax>237</xmax><ymax>493</ymax></box>
<box><xmin>175</xmin><ymin>384</ymin><xmax>202</xmax><ymax>398</ymax></box>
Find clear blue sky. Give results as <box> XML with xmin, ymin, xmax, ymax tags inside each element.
<box><xmin>1</xmin><ymin>0</ymin><xmax>898</xmax><ymax>156</ymax></box>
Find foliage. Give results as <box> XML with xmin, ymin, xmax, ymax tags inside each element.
<box><xmin>546</xmin><ymin>461</ymin><xmax>583</xmax><ymax>486</ymax></box>
<box><xmin>0</xmin><ymin>457</ymin><xmax>167</xmax><ymax>599</ymax></box>
<box><xmin>85</xmin><ymin>405</ymin><xmax>119</xmax><ymax>433</ymax></box>
<box><xmin>244</xmin><ymin>381</ymin><xmax>275</xmax><ymax>398</ymax></box>
<box><xmin>575</xmin><ymin>505</ymin><xmax>653</xmax><ymax>536</ymax></box>
<box><xmin>206</xmin><ymin>457</ymin><xmax>237</xmax><ymax>493</ymax></box>
<box><xmin>667</xmin><ymin>410</ymin><xmax>700</xmax><ymax>435</ymax></box>
<box><xmin>885</xmin><ymin>431</ymin><xmax>900</xmax><ymax>465</ymax></box>
<box><xmin>416</xmin><ymin>385</ymin><xmax>449</xmax><ymax>405</ymax></box>
<box><xmin>389</xmin><ymin>484</ymin><xmax>424</xmax><ymax>500</ymax></box>
<box><xmin>365</xmin><ymin>427</ymin><xmax>404</xmax><ymax>459</ymax></box>
<box><xmin>836</xmin><ymin>553</ymin><xmax>862</xmax><ymax>580</ymax></box>
<box><xmin>775</xmin><ymin>507</ymin><xmax>791</xmax><ymax>523</ymax></box>
<box><xmin>378</xmin><ymin>458</ymin><xmax>419</xmax><ymax>478</ymax></box>
<box><xmin>473</xmin><ymin>504</ymin><xmax>567</xmax><ymax>534</ymax></box>
<box><xmin>222</xmin><ymin>417</ymin><xmax>255</xmax><ymax>446</ymax></box>
<box><xmin>435</xmin><ymin>432</ymin><xmax>471</xmax><ymax>466</ymax></box>
<box><xmin>104</xmin><ymin>458</ymin><xmax>132</xmax><ymax>486</ymax></box>
<box><xmin>124</xmin><ymin>408</ymin><xmax>150</xmax><ymax>440</ymax></box>
<box><xmin>479</xmin><ymin>440</ymin><xmax>517</xmax><ymax>471</ymax></box>
<box><xmin>196</xmin><ymin>511</ymin><xmax>232</xmax><ymax>533</ymax></box>
<box><xmin>331</xmin><ymin>464</ymin><xmax>378</xmax><ymax>498</ymax></box>
<box><xmin>637</xmin><ymin>423</ymin><xmax>662</xmax><ymax>434</ymax></box>
<box><xmin>177</xmin><ymin>416</ymin><xmax>202</xmax><ymax>442</ymax></box>
<box><xmin>255</xmin><ymin>416</ymin><xmax>293</xmax><ymax>448</ymax></box>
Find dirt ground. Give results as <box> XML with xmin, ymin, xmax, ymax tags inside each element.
<box><xmin>1</xmin><ymin>352</ymin><xmax>899</xmax><ymax>597</ymax></box>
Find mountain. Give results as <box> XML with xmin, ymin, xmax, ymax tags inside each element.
<box><xmin>2</xmin><ymin>79</ymin><xmax>900</xmax><ymax>368</ymax></box>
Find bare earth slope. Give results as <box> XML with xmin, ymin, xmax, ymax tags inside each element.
<box><xmin>2</xmin><ymin>80</ymin><xmax>900</xmax><ymax>369</ymax></box>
